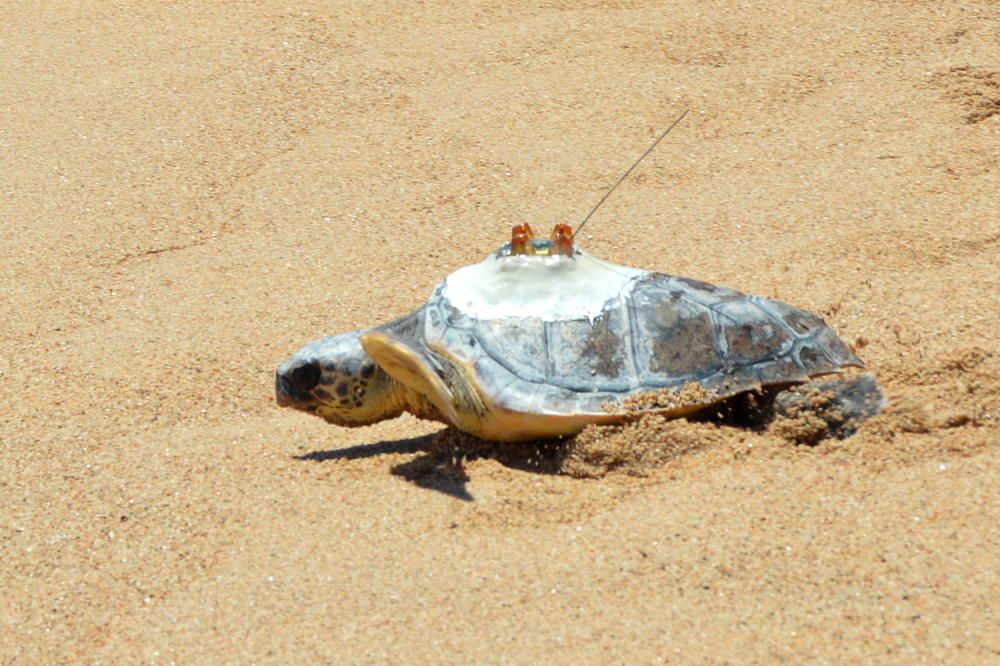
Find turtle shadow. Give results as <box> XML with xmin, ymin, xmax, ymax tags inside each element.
<box><xmin>295</xmin><ymin>435</ymin><xmax>433</xmax><ymax>462</ymax></box>
<box><xmin>391</xmin><ymin>435</ymin><xmax>569</xmax><ymax>498</ymax></box>
<box><xmin>295</xmin><ymin>433</ymin><xmax>477</xmax><ymax>501</ymax></box>
<box><xmin>389</xmin><ymin>453</ymin><xmax>476</xmax><ymax>501</ymax></box>
<box><xmin>295</xmin><ymin>432</ymin><xmax>571</xmax><ymax>501</ymax></box>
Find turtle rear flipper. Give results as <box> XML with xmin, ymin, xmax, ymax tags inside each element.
<box><xmin>772</xmin><ymin>373</ymin><xmax>885</xmax><ymax>444</ymax></box>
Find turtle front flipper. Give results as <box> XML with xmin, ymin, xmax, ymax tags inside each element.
<box><xmin>360</xmin><ymin>330</ymin><xmax>462</xmax><ymax>427</ymax></box>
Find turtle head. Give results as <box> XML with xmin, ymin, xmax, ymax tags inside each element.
<box><xmin>275</xmin><ymin>330</ymin><xmax>402</xmax><ymax>427</ymax></box>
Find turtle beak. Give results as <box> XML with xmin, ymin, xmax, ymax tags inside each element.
<box><xmin>274</xmin><ymin>370</ymin><xmax>296</xmax><ymax>406</ymax></box>
<box><xmin>275</xmin><ymin>361</ymin><xmax>321</xmax><ymax>411</ymax></box>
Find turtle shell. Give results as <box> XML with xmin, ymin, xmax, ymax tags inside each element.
<box><xmin>412</xmin><ymin>269</ymin><xmax>861</xmax><ymax>418</ymax></box>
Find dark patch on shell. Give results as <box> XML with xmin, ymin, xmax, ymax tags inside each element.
<box><xmin>724</xmin><ymin>320</ymin><xmax>791</xmax><ymax>365</ymax></box>
<box><xmin>313</xmin><ymin>388</ymin><xmax>333</xmax><ymax>401</ymax></box>
<box><xmin>648</xmin><ymin>307</ymin><xmax>720</xmax><ymax>376</ymax></box>
<box><xmin>544</xmin><ymin>311</ymin><xmax>632</xmax><ymax>390</ymax></box>
<box><xmin>581</xmin><ymin>314</ymin><xmax>624</xmax><ymax>378</ymax></box>
<box><xmin>335</xmin><ymin>382</ymin><xmax>349</xmax><ymax>397</ymax></box>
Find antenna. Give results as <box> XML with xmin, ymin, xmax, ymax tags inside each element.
<box><xmin>573</xmin><ymin>109</ymin><xmax>689</xmax><ymax>239</ymax></box>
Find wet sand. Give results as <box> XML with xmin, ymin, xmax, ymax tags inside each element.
<box><xmin>2</xmin><ymin>2</ymin><xmax>998</xmax><ymax>662</ymax></box>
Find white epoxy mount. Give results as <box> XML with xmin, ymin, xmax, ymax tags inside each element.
<box><xmin>440</xmin><ymin>249</ymin><xmax>648</xmax><ymax>322</ymax></box>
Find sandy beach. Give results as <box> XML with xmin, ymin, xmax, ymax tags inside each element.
<box><xmin>2</xmin><ymin>1</ymin><xmax>997</xmax><ymax>662</ymax></box>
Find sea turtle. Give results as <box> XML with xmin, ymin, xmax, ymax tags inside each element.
<box><xmin>276</xmin><ymin>223</ymin><xmax>882</xmax><ymax>442</ymax></box>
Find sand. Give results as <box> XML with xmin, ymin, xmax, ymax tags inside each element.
<box><xmin>2</xmin><ymin>1</ymin><xmax>998</xmax><ymax>663</ymax></box>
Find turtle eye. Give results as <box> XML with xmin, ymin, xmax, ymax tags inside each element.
<box><xmin>291</xmin><ymin>362</ymin><xmax>321</xmax><ymax>392</ymax></box>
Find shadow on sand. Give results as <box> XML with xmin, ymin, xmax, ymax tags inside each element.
<box><xmin>295</xmin><ymin>433</ymin><xmax>477</xmax><ymax>500</ymax></box>
<box><xmin>295</xmin><ymin>431</ymin><xmax>570</xmax><ymax>502</ymax></box>
<box><xmin>295</xmin><ymin>435</ymin><xmax>433</xmax><ymax>462</ymax></box>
